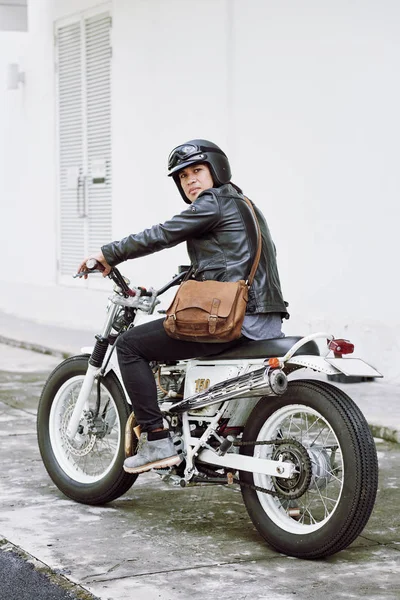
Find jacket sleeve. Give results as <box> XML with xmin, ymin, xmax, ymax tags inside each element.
<box><xmin>101</xmin><ymin>191</ymin><xmax>221</xmax><ymax>267</ymax></box>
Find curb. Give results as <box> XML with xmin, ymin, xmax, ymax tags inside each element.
<box><xmin>1</xmin><ymin>335</ymin><xmax>399</xmax><ymax>445</ymax></box>
<box><xmin>0</xmin><ymin>538</ymin><xmax>99</xmax><ymax>600</ymax></box>
<box><xmin>369</xmin><ymin>424</ymin><xmax>400</xmax><ymax>445</ymax></box>
<box><xmin>0</xmin><ymin>335</ymin><xmax>71</xmax><ymax>360</ymax></box>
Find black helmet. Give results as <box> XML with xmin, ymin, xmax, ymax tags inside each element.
<box><xmin>168</xmin><ymin>139</ymin><xmax>232</xmax><ymax>203</ymax></box>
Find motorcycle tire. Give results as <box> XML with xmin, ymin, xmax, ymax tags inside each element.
<box><xmin>240</xmin><ymin>379</ymin><xmax>378</xmax><ymax>559</ymax></box>
<box><xmin>37</xmin><ymin>354</ymin><xmax>138</xmax><ymax>505</ymax></box>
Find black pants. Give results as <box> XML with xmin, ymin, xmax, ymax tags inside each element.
<box><xmin>116</xmin><ymin>318</ymin><xmax>240</xmax><ymax>432</ymax></box>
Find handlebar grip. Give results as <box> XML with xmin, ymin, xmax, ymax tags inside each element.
<box><xmin>138</xmin><ymin>287</ymin><xmax>152</xmax><ymax>297</ymax></box>
<box><xmin>86</xmin><ymin>258</ymin><xmax>105</xmax><ymax>272</ymax></box>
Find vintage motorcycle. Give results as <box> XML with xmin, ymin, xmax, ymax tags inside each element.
<box><xmin>37</xmin><ymin>260</ymin><xmax>381</xmax><ymax>559</ymax></box>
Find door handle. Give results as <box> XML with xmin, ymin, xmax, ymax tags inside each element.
<box><xmin>77</xmin><ymin>174</ymin><xmax>88</xmax><ymax>218</ymax></box>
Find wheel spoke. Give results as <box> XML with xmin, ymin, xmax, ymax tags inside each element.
<box><xmin>252</xmin><ymin>404</ymin><xmax>344</xmax><ymax>534</ymax></box>
<box><xmin>49</xmin><ymin>375</ymin><xmax>121</xmax><ymax>483</ymax></box>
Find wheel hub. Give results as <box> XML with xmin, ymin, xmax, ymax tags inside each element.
<box><xmin>271</xmin><ymin>439</ymin><xmax>312</xmax><ymax>499</ymax></box>
<box><xmin>307</xmin><ymin>446</ymin><xmax>335</xmax><ymax>490</ymax></box>
<box><xmin>60</xmin><ymin>405</ymin><xmax>96</xmax><ymax>457</ymax></box>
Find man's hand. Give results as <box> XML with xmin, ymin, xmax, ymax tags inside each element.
<box><xmin>77</xmin><ymin>251</ymin><xmax>112</xmax><ymax>279</ymax></box>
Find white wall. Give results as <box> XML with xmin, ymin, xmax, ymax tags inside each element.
<box><xmin>111</xmin><ymin>0</ymin><xmax>230</xmax><ymax>292</ymax></box>
<box><xmin>0</xmin><ymin>0</ymin><xmax>110</xmax><ymax>330</ymax></box>
<box><xmin>0</xmin><ymin>1</ymin><xmax>57</xmax><ymax>287</ymax></box>
<box><xmin>0</xmin><ymin>32</ymin><xmax>29</xmax><ymax>276</ymax></box>
<box><xmin>53</xmin><ymin>0</ymin><xmax>109</xmax><ymax>20</ymax></box>
<box><xmin>0</xmin><ymin>0</ymin><xmax>399</xmax><ymax>380</ymax></box>
<box><xmin>230</xmin><ymin>0</ymin><xmax>400</xmax><ymax>379</ymax></box>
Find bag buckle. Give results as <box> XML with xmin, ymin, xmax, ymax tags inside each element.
<box><xmin>208</xmin><ymin>314</ymin><xmax>218</xmax><ymax>334</ymax></box>
<box><xmin>166</xmin><ymin>313</ymin><xmax>176</xmax><ymax>332</ymax></box>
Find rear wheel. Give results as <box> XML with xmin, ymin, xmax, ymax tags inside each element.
<box><xmin>37</xmin><ymin>355</ymin><xmax>137</xmax><ymax>505</ymax></box>
<box><xmin>240</xmin><ymin>380</ymin><xmax>378</xmax><ymax>558</ymax></box>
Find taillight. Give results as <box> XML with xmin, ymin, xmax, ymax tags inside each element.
<box><xmin>328</xmin><ymin>338</ymin><xmax>354</xmax><ymax>356</ymax></box>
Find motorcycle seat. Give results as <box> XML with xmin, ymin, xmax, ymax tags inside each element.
<box><xmin>202</xmin><ymin>336</ymin><xmax>320</xmax><ymax>360</ymax></box>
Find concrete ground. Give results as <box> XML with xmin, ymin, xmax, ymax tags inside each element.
<box><xmin>0</xmin><ymin>344</ymin><xmax>399</xmax><ymax>599</ymax></box>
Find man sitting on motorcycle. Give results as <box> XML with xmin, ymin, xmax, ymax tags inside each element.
<box><xmin>78</xmin><ymin>139</ymin><xmax>288</xmax><ymax>475</ymax></box>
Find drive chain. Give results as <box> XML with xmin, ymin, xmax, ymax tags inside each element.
<box><xmin>198</xmin><ymin>462</ymin><xmax>280</xmax><ymax>497</ymax></box>
<box><xmin>235</xmin><ymin>438</ymin><xmax>292</xmax><ymax>497</ymax></box>
<box><xmin>200</xmin><ymin>438</ymin><xmax>305</xmax><ymax>498</ymax></box>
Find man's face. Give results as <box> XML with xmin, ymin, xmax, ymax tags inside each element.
<box><xmin>178</xmin><ymin>163</ymin><xmax>214</xmax><ymax>203</ymax></box>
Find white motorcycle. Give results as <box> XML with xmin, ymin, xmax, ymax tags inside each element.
<box><xmin>37</xmin><ymin>260</ymin><xmax>381</xmax><ymax>559</ymax></box>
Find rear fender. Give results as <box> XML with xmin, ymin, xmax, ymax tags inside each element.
<box><xmin>286</xmin><ymin>355</ymin><xmax>340</xmax><ymax>375</ymax></box>
<box><xmin>286</xmin><ymin>355</ymin><xmax>382</xmax><ymax>378</ymax></box>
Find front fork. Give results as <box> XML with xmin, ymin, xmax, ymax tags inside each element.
<box><xmin>66</xmin><ymin>364</ymin><xmax>99</xmax><ymax>438</ymax></box>
<box><xmin>66</xmin><ymin>301</ymin><xmax>120</xmax><ymax>441</ymax></box>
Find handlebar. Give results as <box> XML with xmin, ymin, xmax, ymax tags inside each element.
<box><xmin>74</xmin><ymin>259</ymin><xmax>135</xmax><ymax>297</ymax></box>
<box><xmin>86</xmin><ymin>257</ymin><xmax>105</xmax><ymax>272</ymax></box>
<box><xmin>155</xmin><ymin>270</ymin><xmax>189</xmax><ymax>296</ymax></box>
<box><xmin>73</xmin><ymin>258</ymin><xmax>105</xmax><ymax>278</ymax></box>
<box><xmin>74</xmin><ymin>260</ymin><xmax>191</xmax><ymax>300</ymax></box>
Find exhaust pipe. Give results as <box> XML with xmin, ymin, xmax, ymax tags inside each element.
<box><xmin>169</xmin><ymin>367</ymin><xmax>287</xmax><ymax>414</ymax></box>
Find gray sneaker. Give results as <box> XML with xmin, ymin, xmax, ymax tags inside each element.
<box><xmin>123</xmin><ymin>431</ymin><xmax>180</xmax><ymax>474</ymax></box>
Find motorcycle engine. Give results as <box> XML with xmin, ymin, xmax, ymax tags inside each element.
<box><xmin>154</xmin><ymin>364</ymin><xmax>186</xmax><ymax>402</ymax></box>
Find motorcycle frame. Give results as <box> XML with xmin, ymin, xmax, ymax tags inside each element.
<box><xmin>68</xmin><ymin>282</ymin><xmax>382</xmax><ymax>482</ymax></box>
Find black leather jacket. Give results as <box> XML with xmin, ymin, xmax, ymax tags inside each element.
<box><xmin>101</xmin><ymin>184</ymin><xmax>288</xmax><ymax>317</ymax></box>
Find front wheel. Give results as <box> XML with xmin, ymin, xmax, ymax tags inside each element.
<box><xmin>37</xmin><ymin>355</ymin><xmax>137</xmax><ymax>505</ymax></box>
<box><xmin>240</xmin><ymin>380</ymin><xmax>378</xmax><ymax>558</ymax></box>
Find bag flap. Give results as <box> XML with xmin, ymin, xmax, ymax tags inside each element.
<box><xmin>175</xmin><ymin>280</ymin><xmax>248</xmax><ymax>318</ymax></box>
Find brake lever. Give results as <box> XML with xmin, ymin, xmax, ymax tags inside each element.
<box><xmin>73</xmin><ymin>258</ymin><xmax>106</xmax><ymax>279</ymax></box>
<box><xmin>73</xmin><ymin>270</ymin><xmax>91</xmax><ymax>279</ymax></box>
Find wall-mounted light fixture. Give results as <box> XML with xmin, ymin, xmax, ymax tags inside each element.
<box><xmin>7</xmin><ymin>63</ymin><xmax>25</xmax><ymax>89</ymax></box>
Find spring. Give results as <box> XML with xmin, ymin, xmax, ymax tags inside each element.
<box><xmin>89</xmin><ymin>338</ymin><xmax>109</xmax><ymax>368</ymax></box>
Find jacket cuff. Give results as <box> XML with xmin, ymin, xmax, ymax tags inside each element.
<box><xmin>101</xmin><ymin>242</ymin><xmax>120</xmax><ymax>267</ymax></box>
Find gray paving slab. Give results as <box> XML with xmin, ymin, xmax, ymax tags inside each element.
<box><xmin>0</xmin><ymin>366</ymin><xmax>399</xmax><ymax>600</ymax></box>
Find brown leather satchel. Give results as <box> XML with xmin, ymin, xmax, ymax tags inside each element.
<box><xmin>163</xmin><ymin>197</ymin><xmax>261</xmax><ymax>343</ymax></box>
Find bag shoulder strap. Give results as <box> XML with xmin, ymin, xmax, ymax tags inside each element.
<box><xmin>243</xmin><ymin>196</ymin><xmax>262</xmax><ymax>286</ymax></box>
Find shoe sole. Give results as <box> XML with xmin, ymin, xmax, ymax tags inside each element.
<box><xmin>123</xmin><ymin>454</ymin><xmax>181</xmax><ymax>474</ymax></box>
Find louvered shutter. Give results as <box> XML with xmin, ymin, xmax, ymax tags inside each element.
<box><xmin>56</xmin><ymin>10</ymin><xmax>112</xmax><ymax>280</ymax></box>
<box><xmin>57</xmin><ymin>21</ymin><xmax>85</xmax><ymax>276</ymax></box>
<box><xmin>85</xmin><ymin>13</ymin><xmax>112</xmax><ymax>255</ymax></box>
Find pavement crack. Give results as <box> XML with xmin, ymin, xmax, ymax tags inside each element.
<box><xmin>2</xmin><ymin>432</ymin><xmax>37</xmax><ymax>437</ymax></box>
<box><xmin>84</xmin><ymin>556</ymin><xmax>282</xmax><ymax>583</ymax></box>
<box><xmin>106</xmin><ymin>560</ymin><xmax>131</xmax><ymax>574</ymax></box>
<box><xmin>359</xmin><ymin>534</ymin><xmax>397</xmax><ymax>548</ymax></box>
<box><xmin>0</xmin><ymin>403</ymin><xmax>36</xmax><ymax>417</ymax></box>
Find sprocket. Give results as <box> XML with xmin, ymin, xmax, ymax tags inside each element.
<box><xmin>270</xmin><ymin>438</ymin><xmax>312</xmax><ymax>500</ymax></box>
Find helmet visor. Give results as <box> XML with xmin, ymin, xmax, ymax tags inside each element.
<box><xmin>168</xmin><ymin>143</ymin><xmax>227</xmax><ymax>172</ymax></box>
<box><xmin>168</xmin><ymin>144</ymin><xmax>205</xmax><ymax>171</ymax></box>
